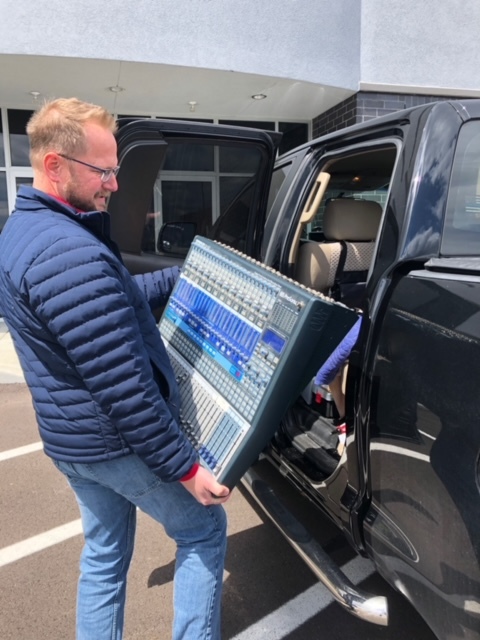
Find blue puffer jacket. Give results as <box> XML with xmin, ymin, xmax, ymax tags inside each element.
<box><xmin>0</xmin><ymin>186</ymin><xmax>197</xmax><ymax>482</ymax></box>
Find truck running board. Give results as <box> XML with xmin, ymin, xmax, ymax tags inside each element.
<box><xmin>241</xmin><ymin>468</ymin><xmax>389</xmax><ymax>626</ymax></box>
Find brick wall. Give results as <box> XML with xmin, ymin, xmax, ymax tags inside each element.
<box><xmin>312</xmin><ymin>91</ymin><xmax>457</xmax><ymax>139</ymax></box>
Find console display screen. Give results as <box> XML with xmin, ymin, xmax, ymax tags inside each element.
<box><xmin>262</xmin><ymin>328</ymin><xmax>286</xmax><ymax>354</ymax></box>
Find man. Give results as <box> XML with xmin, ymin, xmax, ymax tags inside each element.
<box><xmin>0</xmin><ymin>97</ymin><xmax>229</xmax><ymax>640</ymax></box>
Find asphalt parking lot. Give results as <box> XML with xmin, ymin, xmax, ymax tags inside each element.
<box><xmin>0</xmin><ymin>326</ymin><xmax>438</xmax><ymax>639</ymax></box>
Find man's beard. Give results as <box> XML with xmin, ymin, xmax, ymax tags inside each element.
<box><xmin>64</xmin><ymin>183</ymin><xmax>102</xmax><ymax>212</ymax></box>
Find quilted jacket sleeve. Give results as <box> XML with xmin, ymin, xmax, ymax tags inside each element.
<box><xmin>134</xmin><ymin>266</ymin><xmax>181</xmax><ymax>312</ymax></box>
<box><xmin>314</xmin><ymin>317</ymin><xmax>362</xmax><ymax>386</ymax></box>
<box><xmin>24</xmin><ymin>236</ymin><xmax>196</xmax><ymax>481</ymax></box>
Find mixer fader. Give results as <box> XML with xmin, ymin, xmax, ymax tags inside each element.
<box><xmin>159</xmin><ymin>237</ymin><xmax>357</xmax><ymax>487</ymax></box>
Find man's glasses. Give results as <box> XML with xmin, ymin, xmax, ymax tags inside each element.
<box><xmin>59</xmin><ymin>154</ymin><xmax>120</xmax><ymax>183</ymax></box>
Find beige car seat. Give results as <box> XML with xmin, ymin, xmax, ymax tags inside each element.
<box><xmin>295</xmin><ymin>198</ymin><xmax>382</xmax><ymax>306</ymax></box>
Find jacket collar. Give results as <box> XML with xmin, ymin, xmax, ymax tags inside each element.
<box><xmin>15</xmin><ymin>185</ymin><xmax>112</xmax><ymax>241</ymax></box>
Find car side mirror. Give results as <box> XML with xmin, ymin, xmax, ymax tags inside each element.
<box><xmin>157</xmin><ymin>222</ymin><xmax>197</xmax><ymax>256</ymax></box>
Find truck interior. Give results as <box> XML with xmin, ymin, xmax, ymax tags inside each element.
<box><xmin>272</xmin><ymin>144</ymin><xmax>398</xmax><ymax>482</ymax></box>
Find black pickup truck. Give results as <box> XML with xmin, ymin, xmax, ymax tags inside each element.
<box><xmin>109</xmin><ymin>100</ymin><xmax>480</xmax><ymax>640</ymax></box>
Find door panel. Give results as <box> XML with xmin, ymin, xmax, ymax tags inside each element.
<box><xmin>110</xmin><ymin>119</ymin><xmax>280</xmax><ymax>275</ymax></box>
<box><xmin>365</xmin><ymin>270</ymin><xmax>480</xmax><ymax>639</ymax></box>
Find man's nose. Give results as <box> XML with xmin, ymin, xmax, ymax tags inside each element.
<box><xmin>105</xmin><ymin>174</ymin><xmax>119</xmax><ymax>192</ymax></box>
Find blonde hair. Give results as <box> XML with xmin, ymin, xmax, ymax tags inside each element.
<box><xmin>27</xmin><ymin>97</ymin><xmax>117</xmax><ymax>168</ymax></box>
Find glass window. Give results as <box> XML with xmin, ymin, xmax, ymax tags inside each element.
<box><xmin>217</xmin><ymin>123</ymin><xmax>274</xmax><ymax>174</ymax></box>
<box><xmin>218</xmin><ymin>120</ymin><xmax>275</xmax><ymax>171</ymax></box>
<box><xmin>212</xmin><ymin>178</ymin><xmax>254</xmax><ymax>252</ymax></box>
<box><xmin>260</xmin><ymin>162</ymin><xmax>294</xmax><ymax>261</ymax></box>
<box><xmin>309</xmin><ymin>146</ymin><xmax>396</xmax><ymax>234</ymax></box>
<box><xmin>15</xmin><ymin>176</ymin><xmax>33</xmax><ymax>191</ymax></box>
<box><xmin>0</xmin><ymin>116</ymin><xmax>5</xmax><ymax>167</ymax></box>
<box><xmin>141</xmin><ymin>139</ymin><xmax>263</xmax><ymax>257</ymax></box>
<box><xmin>8</xmin><ymin>110</ymin><xmax>33</xmax><ymax>166</ymax></box>
<box><xmin>442</xmin><ymin>121</ymin><xmax>480</xmax><ymax>256</ymax></box>
<box><xmin>163</xmin><ymin>142</ymin><xmax>214</xmax><ymax>172</ymax></box>
<box><xmin>278</xmin><ymin>122</ymin><xmax>308</xmax><ymax>156</ymax></box>
<box><xmin>266</xmin><ymin>163</ymin><xmax>292</xmax><ymax>215</ymax></box>
<box><xmin>219</xmin><ymin>176</ymin><xmax>252</xmax><ymax>211</ymax></box>
<box><xmin>158</xmin><ymin>180</ymin><xmax>213</xmax><ymax>235</ymax></box>
<box><xmin>219</xmin><ymin>145</ymin><xmax>263</xmax><ymax>174</ymax></box>
<box><xmin>0</xmin><ymin>172</ymin><xmax>8</xmax><ymax>231</ymax></box>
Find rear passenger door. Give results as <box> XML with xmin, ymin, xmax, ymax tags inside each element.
<box><xmin>109</xmin><ymin>119</ymin><xmax>280</xmax><ymax>276</ymax></box>
<box><xmin>363</xmin><ymin>114</ymin><xmax>480</xmax><ymax>638</ymax></box>
<box><xmin>265</xmin><ymin>141</ymin><xmax>399</xmax><ymax>282</ymax></box>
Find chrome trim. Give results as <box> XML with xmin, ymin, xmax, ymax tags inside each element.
<box><xmin>241</xmin><ymin>468</ymin><xmax>389</xmax><ymax>626</ymax></box>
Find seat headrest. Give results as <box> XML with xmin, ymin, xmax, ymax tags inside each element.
<box><xmin>323</xmin><ymin>199</ymin><xmax>382</xmax><ymax>241</ymax></box>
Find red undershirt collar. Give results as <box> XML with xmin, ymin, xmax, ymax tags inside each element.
<box><xmin>48</xmin><ymin>193</ymin><xmax>85</xmax><ymax>213</ymax></box>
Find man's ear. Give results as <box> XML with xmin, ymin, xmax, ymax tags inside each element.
<box><xmin>43</xmin><ymin>152</ymin><xmax>63</xmax><ymax>183</ymax></box>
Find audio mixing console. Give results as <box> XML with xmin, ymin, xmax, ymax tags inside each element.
<box><xmin>159</xmin><ymin>237</ymin><xmax>357</xmax><ymax>487</ymax></box>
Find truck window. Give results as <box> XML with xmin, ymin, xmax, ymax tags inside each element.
<box><xmin>141</xmin><ymin>140</ymin><xmax>264</xmax><ymax>257</ymax></box>
<box><xmin>308</xmin><ymin>146</ymin><xmax>396</xmax><ymax>238</ymax></box>
<box><xmin>265</xmin><ymin>161</ymin><xmax>293</xmax><ymax>224</ymax></box>
<box><xmin>442</xmin><ymin>121</ymin><xmax>480</xmax><ymax>256</ymax></box>
<box><xmin>292</xmin><ymin>144</ymin><xmax>397</xmax><ymax>304</ymax></box>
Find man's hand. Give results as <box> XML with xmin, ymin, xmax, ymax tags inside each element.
<box><xmin>181</xmin><ymin>465</ymin><xmax>230</xmax><ymax>505</ymax></box>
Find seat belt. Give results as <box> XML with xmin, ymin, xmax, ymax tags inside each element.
<box><xmin>330</xmin><ymin>241</ymin><xmax>347</xmax><ymax>301</ymax></box>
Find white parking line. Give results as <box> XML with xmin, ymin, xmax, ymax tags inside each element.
<box><xmin>230</xmin><ymin>555</ymin><xmax>375</xmax><ymax>640</ymax></box>
<box><xmin>370</xmin><ymin>442</ymin><xmax>430</xmax><ymax>462</ymax></box>
<box><xmin>0</xmin><ymin>442</ymin><xmax>43</xmax><ymax>462</ymax></box>
<box><xmin>0</xmin><ymin>519</ymin><xmax>83</xmax><ymax>568</ymax></box>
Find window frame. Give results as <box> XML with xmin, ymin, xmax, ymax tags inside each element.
<box><xmin>441</xmin><ymin>120</ymin><xmax>480</xmax><ymax>257</ymax></box>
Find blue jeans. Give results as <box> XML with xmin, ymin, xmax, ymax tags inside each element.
<box><xmin>53</xmin><ymin>454</ymin><xmax>227</xmax><ymax>640</ymax></box>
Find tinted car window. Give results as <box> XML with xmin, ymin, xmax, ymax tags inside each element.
<box><xmin>265</xmin><ymin>162</ymin><xmax>293</xmax><ymax>224</ymax></box>
<box><xmin>163</xmin><ymin>143</ymin><xmax>214</xmax><ymax>172</ymax></box>
<box><xmin>141</xmin><ymin>139</ymin><xmax>263</xmax><ymax>257</ymax></box>
<box><xmin>442</xmin><ymin>121</ymin><xmax>480</xmax><ymax>256</ymax></box>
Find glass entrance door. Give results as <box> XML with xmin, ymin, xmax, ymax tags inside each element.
<box><xmin>6</xmin><ymin>169</ymin><xmax>33</xmax><ymax>221</ymax></box>
<box><xmin>15</xmin><ymin>175</ymin><xmax>33</xmax><ymax>190</ymax></box>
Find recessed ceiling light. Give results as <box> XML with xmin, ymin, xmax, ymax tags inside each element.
<box><xmin>108</xmin><ymin>85</ymin><xmax>125</xmax><ymax>93</ymax></box>
<box><xmin>29</xmin><ymin>91</ymin><xmax>41</xmax><ymax>99</ymax></box>
<box><xmin>251</xmin><ymin>93</ymin><xmax>267</xmax><ymax>100</ymax></box>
